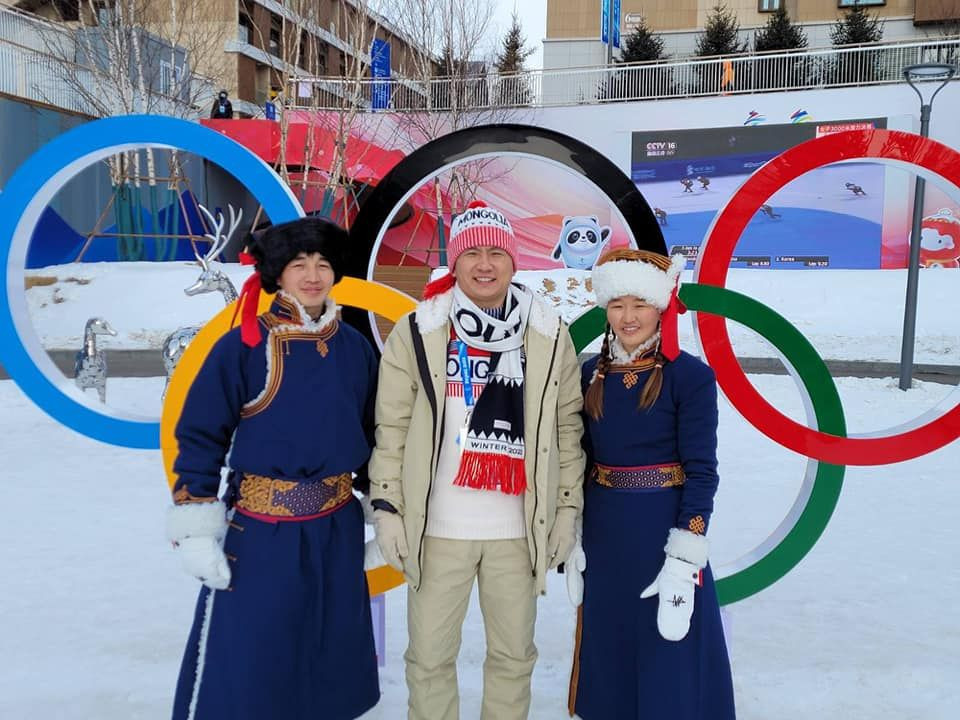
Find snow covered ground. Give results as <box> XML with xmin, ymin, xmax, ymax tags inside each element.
<box><xmin>1</xmin><ymin>373</ymin><xmax>958</xmax><ymax>719</ymax></box>
<box><xmin>24</xmin><ymin>261</ymin><xmax>960</xmax><ymax>365</ymax></box>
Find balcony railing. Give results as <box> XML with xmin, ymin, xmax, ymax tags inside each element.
<box><xmin>289</xmin><ymin>36</ymin><xmax>960</xmax><ymax>112</ymax></box>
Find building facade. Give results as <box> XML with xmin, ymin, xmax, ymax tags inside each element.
<box><xmin>544</xmin><ymin>0</ymin><xmax>960</xmax><ymax>69</ymax></box>
<box><xmin>3</xmin><ymin>0</ymin><xmax>427</xmax><ymax>117</ymax></box>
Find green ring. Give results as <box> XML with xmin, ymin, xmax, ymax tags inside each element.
<box><xmin>569</xmin><ymin>283</ymin><xmax>846</xmax><ymax>604</ymax></box>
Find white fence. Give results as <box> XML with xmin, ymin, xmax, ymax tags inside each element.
<box><xmin>3</xmin><ymin>2</ymin><xmax>958</xmax><ymax>119</ymax></box>
<box><xmin>290</xmin><ymin>36</ymin><xmax>960</xmax><ymax>112</ymax></box>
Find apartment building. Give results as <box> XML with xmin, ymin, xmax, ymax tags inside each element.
<box><xmin>3</xmin><ymin>0</ymin><xmax>427</xmax><ymax>117</ymax></box>
<box><xmin>544</xmin><ymin>0</ymin><xmax>960</xmax><ymax>69</ymax></box>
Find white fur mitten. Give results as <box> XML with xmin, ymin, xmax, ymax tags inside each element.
<box><xmin>639</xmin><ymin>528</ymin><xmax>708</xmax><ymax>641</ymax></box>
<box><xmin>167</xmin><ymin>502</ymin><xmax>231</xmax><ymax>591</ymax></box>
<box><xmin>565</xmin><ymin>538</ymin><xmax>587</xmax><ymax>607</ymax></box>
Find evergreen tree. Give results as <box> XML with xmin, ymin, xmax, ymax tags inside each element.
<box><xmin>618</xmin><ymin>18</ymin><xmax>666</xmax><ymax>63</ymax></box>
<box><xmin>602</xmin><ymin>17</ymin><xmax>673</xmax><ymax>100</ymax></box>
<box><xmin>495</xmin><ymin>12</ymin><xmax>535</xmax><ymax>73</ymax></box>
<box><xmin>695</xmin><ymin>3</ymin><xmax>748</xmax><ymax>57</ymax></box>
<box><xmin>830</xmin><ymin>1</ymin><xmax>884</xmax><ymax>46</ymax></box>
<box><xmin>754</xmin><ymin>7</ymin><xmax>808</xmax><ymax>52</ymax></box>
<box><xmin>493</xmin><ymin>12</ymin><xmax>534</xmax><ymax>106</ymax></box>
<box><xmin>752</xmin><ymin>6</ymin><xmax>809</xmax><ymax>90</ymax></box>
<box><xmin>829</xmin><ymin>1</ymin><xmax>884</xmax><ymax>84</ymax></box>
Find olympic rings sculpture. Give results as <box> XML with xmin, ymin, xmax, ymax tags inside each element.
<box><xmin>2</xmin><ymin>116</ymin><xmax>958</xmax><ymax>603</ymax></box>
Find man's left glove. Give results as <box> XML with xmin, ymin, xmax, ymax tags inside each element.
<box><xmin>373</xmin><ymin>509</ymin><xmax>407</xmax><ymax>572</ymax></box>
<box><xmin>547</xmin><ymin>507</ymin><xmax>578</xmax><ymax>570</ymax></box>
<box><xmin>166</xmin><ymin>501</ymin><xmax>231</xmax><ymax>591</ymax></box>
<box><xmin>640</xmin><ymin>528</ymin><xmax>708</xmax><ymax>641</ymax></box>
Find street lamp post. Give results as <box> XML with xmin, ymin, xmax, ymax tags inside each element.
<box><xmin>898</xmin><ymin>62</ymin><xmax>956</xmax><ymax>391</ymax></box>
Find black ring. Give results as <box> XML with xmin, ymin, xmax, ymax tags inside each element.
<box><xmin>348</xmin><ymin>123</ymin><xmax>665</xmax><ymax>272</ymax></box>
<box><xmin>344</xmin><ymin>124</ymin><xmax>666</xmax><ymax>346</ymax></box>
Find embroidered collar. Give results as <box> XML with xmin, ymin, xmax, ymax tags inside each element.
<box><xmin>610</xmin><ymin>332</ymin><xmax>660</xmax><ymax>365</ymax></box>
<box><xmin>270</xmin><ymin>291</ymin><xmax>338</xmax><ymax>332</ymax></box>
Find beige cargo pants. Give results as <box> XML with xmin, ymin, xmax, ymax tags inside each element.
<box><xmin>405</xmin><ymin>536</ymin><xmax>538</xmax><ymax>720</ymax></box>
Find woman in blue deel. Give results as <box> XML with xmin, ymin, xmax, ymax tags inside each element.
<box><xmin>165</xmin><ymin>217</ymin><xmax>380</xmax><ymax>719</ymax></box>
<box><xmin>566</xmin><ymin>247</ymin><xmax>735</xmax><ymax>719</ymax></box>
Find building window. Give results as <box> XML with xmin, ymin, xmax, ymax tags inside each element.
<box><xmin>317</xmin><ymin>42</ymin><xmax>328</xmax><ymax>75</ymax></box>
<box><xmin>838</xmin><ymin>0</ymin><xmax>885</xmax><ymax>6</ymax></box>
<box><xmin>238</xmin><ymin>14</ymin><xmax>252</xmax><ymax>44</ymax></box>
<box><xmin>758</xmin><ymin>0</ymin><xmax>781</xmax><ymax>11</ymax></box>
<box><xmin>95</xmin><ymin>1</ymin><xmax>114</xmax><ymax>26</ymax></box>
<box><xmin>52</xmin><ymin>1</ymin><xmax>80</xmax><ymax>21</ymax></box>
<box><xmin>160</xmin><ymin>60</ymin><xmax>184</xmax><ymax>96</ymax></box>
<box><xmin>298</xmin><ymin>33</ymin><xmax>308</xmax><ymax>69</ymax></box>
<box><xmin>269</xmin><ymin>15</ymin><xmax>282</xmax><ymax>57</ymax></box>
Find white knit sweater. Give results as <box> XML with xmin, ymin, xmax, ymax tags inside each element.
<box><xmin>424</xmin><ymin>340</ymin><xmax>526</xmax><ymax>540</ymax></box>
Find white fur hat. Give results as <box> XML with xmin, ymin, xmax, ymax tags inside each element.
<box><xmin>592</xmin><ymin>250</ymin><xmax>686</xmax><ymax>309</ymax></box>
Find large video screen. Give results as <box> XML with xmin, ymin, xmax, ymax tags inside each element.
<box><xmin>631</xmin><ymin>119</ymin><xmax>888</xmax><ymax>269</ymax></box>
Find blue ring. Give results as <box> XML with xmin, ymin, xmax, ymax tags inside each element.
<box><xmin>0</xmin><ymin>115</ymin><xmax>303</xmax><ymax>448</ymax></box>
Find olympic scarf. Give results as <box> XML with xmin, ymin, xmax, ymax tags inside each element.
<box><xmin>450</xmin><ymin>284</ymin><xmax>531</xmax><ymax>495</ymax></box>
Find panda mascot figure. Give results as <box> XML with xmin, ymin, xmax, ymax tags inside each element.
<box><xmin>552</xmin><ymin>215</ymin><xmax>612</xmax><ymax>270</ymax></box>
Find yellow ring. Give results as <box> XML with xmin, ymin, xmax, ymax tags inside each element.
<box><xmin>160</xmin><ymin>276</ymin><xmax>415</xmax><ymax>595</ymax></box>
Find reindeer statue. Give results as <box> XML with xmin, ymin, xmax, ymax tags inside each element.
<box><xmin>161</xmin><ymin>205</ymin><xmax>243</xmax><ymax>391</ymax></box>
<box><xmin>75</xmin><ymin>317</ymin><xmax>117</xmax><ymax>403</ymax></box>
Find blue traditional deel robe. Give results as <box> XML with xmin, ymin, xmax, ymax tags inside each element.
<box><xmin>170</xmin><ymin>292</ymin><xmax>380</xmax><ymax>720</ymax></box>
<box><xmin>571</xmin><ymin>350</ymin><xmax>736</xmax><ymax>720</ymax></box>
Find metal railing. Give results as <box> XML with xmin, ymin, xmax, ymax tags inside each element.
<box><xmin>0</xmin><ymin>41</ymin><xmax>97</xmax><ymax>116</ymax></box>
<box><xmin>290</xmin><ymin>36</ymin><xmax>960</xmax><ymax>111</ymax></box>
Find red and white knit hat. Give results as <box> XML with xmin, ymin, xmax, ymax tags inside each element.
<box><xmin>424</xmin><ymin>200</ymin><xmax>518</xmax><ymax>299</ymax></box>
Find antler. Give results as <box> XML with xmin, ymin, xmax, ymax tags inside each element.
<box><xmin>196</xmin><ymin>204</ymin><xmax>244</xmax><ymax>269</ymax></box>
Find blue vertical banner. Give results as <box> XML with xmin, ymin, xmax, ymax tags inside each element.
<box><xmin>371</xmin><ymin>38</ymin><xmax>391</xmax><ymax>110</ymax></box>
<box><xmin>601</xmin><ymin>0</ymin><xmax>610</xmax><ymax>44</ymax></box>
<box><xmin>613</xmin><ymin>0</ymin><xmax>621</xmax><ymax>49</ymax></box>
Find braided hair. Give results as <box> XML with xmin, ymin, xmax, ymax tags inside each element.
<box><xmin>637</xmin><ymin>343</ymin><xmax>666</xmax><ymax>411</ymax></box>
<box><xmin>584</xmin><ymin>324</ymin><xmax>613</xmax><ymax>420</ymax></box>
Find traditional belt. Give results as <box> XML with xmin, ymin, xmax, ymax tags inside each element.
<box><xmin>234</xmin><ymin>472</ymin><xmax>353</xmax><ymax>521</ymax></box>
<box><xmin>591</xmin><ymin>462</ymin><xmax>685</xmax><ymax>490</ymax></box>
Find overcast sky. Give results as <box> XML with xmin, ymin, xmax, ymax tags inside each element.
<box><xmin>490</xmin><ymin>0</ymin><xmax>548</xmax><ymax>69</ymax></box>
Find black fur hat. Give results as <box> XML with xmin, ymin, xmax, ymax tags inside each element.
<box><xmin>245</xmin><ymin>217</ymin><xmax>347</xmax><ymax>293</ymax></box>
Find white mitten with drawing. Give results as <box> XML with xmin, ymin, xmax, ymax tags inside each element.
<box><xmin>640</xmin><ymin>528</ymin><xmax>707</xmax><ymax>641</ymax></box>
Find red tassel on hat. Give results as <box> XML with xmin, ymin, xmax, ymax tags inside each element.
<box><xmin>422</xmin><ymin>271</ymin><xmax>456</xmax><ymax>300</ymax></box>
<box><xmin>232</xmin><ymin>251</ymin><xmax>263</xmax><ymax>347</ymax></box>
<box><xmin>660</xmin><ymin>286</ymin><xmax>687</xmax><ymax>361</ymax></box>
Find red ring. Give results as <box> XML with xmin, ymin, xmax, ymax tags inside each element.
<box><xmin>697</xmin><ymin>129</ymin><xmax>960</xmax><ymax>465</ymax></box>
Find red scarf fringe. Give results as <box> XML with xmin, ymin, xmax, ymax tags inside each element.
<box><xmin>233</xmin><ymin>251</ymin><xmax>263</xmax><ymax>347</ymax></box>
<box><xmin>453</xmin><ymin>451</ymin><xmax>527</xmax><ymax>496</ymax></box>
